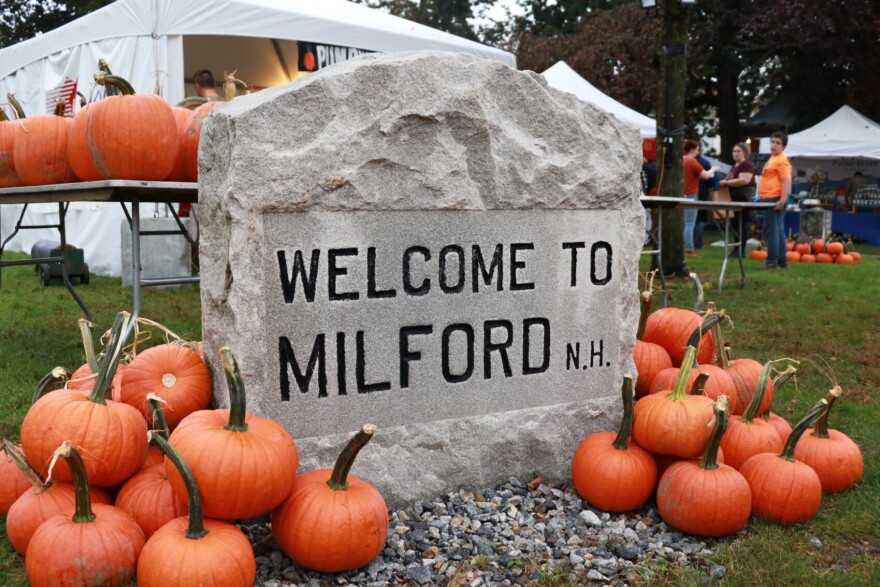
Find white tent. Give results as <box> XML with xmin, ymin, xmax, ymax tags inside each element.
<box><xmin>0</xmin><ymin>0</ymin><xmax>514</xmax><ymax>277</ymax></box>
<box><xmin>0</xmin><ymin>0</ymin><xmax>514</xmax><ymax>116</ymax></box>
<box><xmin>541</xmin><ymin>61</ymin><xmax>655</xmax><ymax>139</ymax></box>
<box><xmin>786</xmin><ymin>106</ymin><xmax>880</xmax><ymax>159</ymax></box>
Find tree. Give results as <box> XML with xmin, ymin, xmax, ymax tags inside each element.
<box><xmin>1</xmin><ymin>1</ymin><xmax>113</xmax><ymax>49</ymax></box>
<box><xmin>351</xmin><ymin>0</ymin><xmax>493</xmax><ymax>40</ymax></box>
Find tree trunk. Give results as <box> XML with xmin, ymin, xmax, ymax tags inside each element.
<box><xmin>657</xmin><ymin>0</ymin><xmax>688</xmax><ymax>275</ymax></box>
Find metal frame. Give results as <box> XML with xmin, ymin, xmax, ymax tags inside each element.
<box><xmin>0</xmin><ymin>180</ymin><xmax>198</xmax><ymax>327</ymax></box>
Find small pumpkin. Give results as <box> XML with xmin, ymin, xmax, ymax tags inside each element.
<box><xmin>632</xmin><ymin>284</ymin><xmax>672</xmax><ymax>399</ymax></box>
<box><xmin>642</xmin><ymin>274</ymin><xmax>715</xmax><ymax>367</ymax></box>
<box><xmin>810</xmin><ymin>238</ymin><xmax>826</xmax><ymax>254</ymax></box>
<box><xmin>750</xmin><ymin>247</ymin><xmax>768</xmax><ymax>261</ymax></box>
<box><xmin>25</xmin><ymin>442</ymin><xmax>145</xmax><ymax>587</ymax></box>
<box><xmin>785</xmin><ymin>251</ymin><xmax>801</xmax><ymax>263</ymax></box>
<box><xmin>633</xmin><ymin>346</ymin><xmax>715</xmax><ymax>458</ymax></box>
<box><xmin>656</xmin><ymin>396</ymin><xmax>751</xmax><ymax>537</ymax></box>
<box><xmin>136</xmin><ymin>431</ymin><xmax>256</xmax><ymax>586</ymax></box>
<box><xmin>794</xmin><ymin>243</ymin><xmax>810</xmax><ymax>255</ymax></box>
<box><xmin>834</xmin><ymin>253</ymin><xmax>854</xmax><ymax>265</ymax></box>
<box><xmin>165</xmin><ymin>347</ymin><xmax>299</xmax><ymax>520</ymax></box>
<box><xmin>739</xmin><ymin>397</ymin><xmax>827</xmax><ymax>524</ymax></box>
<box><xmin>825</xmin><ymin>241</ymin><xmax>844</xmax><ymax>256</ymax></box>
<box><xmin>793</xmin><ymin>386</ymin><xmax>863</xmax><ymax>494</ymax></box>
<box><xmin>761</xmin><ymin>411</ymin><xmax>793</xmax><ymax>444</ymax></box>
<box><xmin>719</xmin><ymin>361</ymin><xmax>784</xmax><ymax>470</ymax></box>
<box><xmin>12</xmin><ymin>98</ymin><xmax>78</xmax><ymax>185</ymax></box>
<box><xmin>0</xmin><ymin>441</ymin><xmax>33</xmax><ymax>516</ymax></box>
<box><xmin>815</xmin><ymin>252</ymin><xmax>833</xmax><ymax>264</ymax></box>
<box><xmin>800</xmin><ymin>253</ymin><xmax>816</xmax><ymax>263</ymax></box>
<box><xmin>571</xmin><ymin>375</ymin><xmax>657</xmax><ymax>512</ymax></box>
<box><xmin>20</xmin><ymin>312</ymin><xmax>148</xmax><ymax>486</ymax></box>
<box><xmin>272</xmin><ymin>424</ymin><xmax>389</xmax><ymax>573</ymax></box>
<box><xmin>121</xmin><ymin>343</ymin><xmax>212</xmax><ymax>431</ymax></box>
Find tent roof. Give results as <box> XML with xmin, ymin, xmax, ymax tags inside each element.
<box><xmin>786</xmin><ymin>105</ymin><xmax>880</xmax><ymax>159</ymax></box>
<box><xmin>541</xmin><ymin>61</ymin><xmax>655</xmax><ymax>139</ymax></box>
<box><xmin>0</xmin><ymin>0</ymin><xmax>514</xmax><ymax>79</ymax></box>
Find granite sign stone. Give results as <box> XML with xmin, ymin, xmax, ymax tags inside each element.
<box><xmin>198</xmin><ymin>51</ymin><xmax>644</xmax><ymax>506</ymax></box>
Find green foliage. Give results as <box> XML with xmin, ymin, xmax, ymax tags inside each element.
<box><xmin>0</xmin><ymin>0</ymin><xmax>113</xmax><ymax>49</ymax></box>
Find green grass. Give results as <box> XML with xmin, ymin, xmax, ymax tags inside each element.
<box><xmin>1</xmin><ymin>233</ymin><xmax>879</xmax><ymax>586</ymax></box>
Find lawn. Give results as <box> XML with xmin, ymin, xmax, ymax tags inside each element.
<box><xmin>1</xmin><ymin>231</ymin><xmax>878</xmax><ymax>586</ymax></box>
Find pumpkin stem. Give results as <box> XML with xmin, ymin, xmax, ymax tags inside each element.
<box><xmin>220</xmin><ymin>347</ymin><xmax>249</xmax><ymax>432</ymax></box>
<box><xmin>147</xmin><ymin>431</ymin><xmax>207</xmax><ymax>539</ymax></box>
<box><xmin>780</xmin><ymin>396</ymin><xmax>829</xmax><ymax>462</ymax></box>
<box><xmin>146</xmin><ymin>393</ymin><xmax>170</xmax><ymax>440</ymax></box>
<box><xmin>812</xmin><ymin>386</ymin><xmax>842</xmax><ymax>439</ymax></box>
<box><xmin>742</xmin><ymin>361</ymin><xmax>773</xmax><ymax>424</ymax></box>
<box><xmin>86</xmin><ymin>311</ymin><xmax>131</xmax><ymax>405</ymax></box>
<box><xmin>710</xmin><ymin>312</ymin><xmax>729</xmax><ymax>370</ymax></box>
<box><xmin>690</xmin><ymin>371</ymin><xmax>710</xmax><ymax>396</ymax></box>
<box><xmin>685</xmin><ymin>310</ymin><xmax>722</xmax><ymax>367</ymax></box>
<box><xmin>95</xmin><ymin>74</ymin><xmax>136</xmax><ymax>95</ymax></box>
<box><xmin>176</xmin><ymin>96</ymin><xmax>209</xmax><ymax>110</ymax></box>
<box><xmin>97</xmin><ymin>59</ymin><xmax>119</xmax><ymax>97</ymax></box>
<box><xmin>32</xmin><ymin>366</ymin><xmax>69</xmax><ymax>404</ymax></box>
<box><xmin>54</xmin><ymin>441</ymin><xmax>96</xmax><ymax>524</ymax></box>
<box><xmin>700</xmin><ymin>395</ymin><xmax>729</xmax><ymax>470</ymax></box>
<box><xmin>773</xmin><ymin>365</ymin><xmax>798</xmax><ymax>390</ymax></box>
<box><xmin>7</xmin><ymin>93</ymin><xmax>25</xmax><ymax>119</ymax></box>
<box><xmin>78</xmin><ymin>318</ymin><xmax>99</xmax><ymax>373</ymax></box>
<box><xmin>52</xmin><ymin>98</ymin><xmax>66</xmax><ymax>116</ymax></box>
<box><xmin>636</xmin><ymin>291</ymin><xmax>653</xmax><ymax>341</ymax></box>
<box><xmin>611</xmin><ymin>375</ymin><xmax>636</xmax><ymax>450</ymax></box>
<box><xmin>691</xmin><ymin>273</ymin><xmax>705</xmax><ymax>312</ymax></box>
<box><xmin>0</xmin><ymin>109</ymin><xmax>8</xmax><ymax>122</ymax></box>
<box><xmin>2</xmin><ymin>439</ymin><xmax>46</xmax><ymax>492</ymax></box>
<box><xmin>328</xmin><ymin>424</ymin><xmax>377</xmax><ymax>491</ymax></box>
<box><xmin>670</xmin><ymin>346</ymin><xmax>697</xmax><ymax>400</ymax></box>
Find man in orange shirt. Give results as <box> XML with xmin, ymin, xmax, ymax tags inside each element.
<box><xmin>758</xmin><ymin>131</ymin><xmax>792</xmax><ymax>269</ymax></box>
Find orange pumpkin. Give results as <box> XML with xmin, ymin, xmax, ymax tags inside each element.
<box><xmin>642</xmin><ymin>276</ymin><xmax>715</xmax><ymax>367</ymax></box>
<box><xmin>825</xmin><ymin>241</ymin><xmax>844</xmax><ymax>255</ymax></box>
<box><xmin>164</xmin><ymin>106</ymin><xmax>195</xmax><ymax>181</ymax></box>
<box><xmin>750</xmin><ymin>248</ymin><xmax>768</xmax><ymax>261</ymax></box>
<box><xmin>272</xmin><ymin>424</ymin><xmax>388</xmax><ymax>573</ymax></box>
<box><xmin>719</xmin><ymin>362</ymin><xmax>784</xmax><ymax>469</ymax></box>
<box><xmin>632</xmin><ymin>289</ymin><xmax>672</xmax><ymax>398</ymax></box>
<box><xmin>739</xmin><ymin>397</ymin><xmax>827</xmax><ymax>524</ymax></box>
<box><xmin>20</xmin><ymin>313</ymin><xmax>147</xmax><ymax>486</ymax></box>
<box><xmin>785</xmin><ymin>251</ymin><xmax>801</xmax><ymax>263</ymax></box>
<box><xmin>0</xmin><ymin>442</ymin><xmax>31</xmax><ymax>515</ymax></box>
<box><xmin>87</xmin><ymin>75</ymin><xmax>178</xmax><ymax>180</ymax></box>
<box><xmin>571</xmin><ymin>376</ymin><xmax>657</xmax><ymax>512</ymax></box>
<box><xmin>116</xmin><ymin>463</ymin><xmax>188</xmax><ymax>539</ymax></box>
<box><xmin>815</xmin><ymin>252</ymin><xmax>833</xmax><ymax>264</ymax></box>
<box><xmin>180</xmin><ymin>100</ymin><xmax>222</xmax><ymax>181</ymax></box>
<box><xmin>761</xmin><ymin>410</ymin><xmax>793</xmax><ymax>443</ymax></box>
<box><xmin>834</xmin><ymin>253</ymin><xmax>854</xmax><ymax>265</ymax></box>
<box><xmin>810</xmin><ymin>239</ymin><xmax>826</xmax><ymax>254</ymax></box>
<box><xmin>136</xmin><ymin>432</ymin><xmax>256</xmax><ymax>587</ymax></box>
<box><xmin>66</xmin><ymin>102</ymin><xmax>104</xmax><ymax>181</ymax></box>
<box><xmin>793</xmin><ymin>387</ymin><xmax>863</xmax><ymax>494</ymax></box>
<box><xmin>656</xmin><ymin>396</ymin><xmax>751</xmax><ymax>537</ymax></box>
<box><xmin>795</xmin><ymin>243</ymin><xmax>811</xmax><ymax>255</ymax></box>
<box><xmin>800</xmin><ymin>253</ymin><xmax>816</xmax><ymax>263</ymax></box>
<box><xmin>165</xmin><ymin>347</ymin><xmax>299</xmax><ymax>520</ymax></box>
<box><xmin>654</xmin><ymin>445</ymin><xmax>725</xmax><ymax>477</ymax></box>
<box><xmin>25</xmin><ymin>442</ymin><xmax>145</xmax><ymax>587</ymax></box>
<box><xmin>0</xmin><ymin>100</ymin><xmax>25</xmax><ymax>187</ymax></box>
<box><xmin>121</xmin><ymin>343</ymin><xmax>212</xmax><ymax>431</ymax></box>
<box><xmin>12</xmin><ymin>99</ymin><xmax>78</xmax><ymax>185</ymax></box>
<box><xmin>633</xmin><ymin>346</ymin><xmax>715</xmax><ymax>458</ymax></box>
<box><xmin>848</xmin><ymin>251</ymin><xmax>862</xmax><ymax>262</ymax></box>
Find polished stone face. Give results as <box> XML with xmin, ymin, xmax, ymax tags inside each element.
<box><xmin>264</xmin><ymin>209</ymin><xmax>622</xmax><ymax>437</ymax></box>
<box><xmin>198</xmin><ymin>51</ymin><xmax>644</xmax><ymax>505</ymax></box>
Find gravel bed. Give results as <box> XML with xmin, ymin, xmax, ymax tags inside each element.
<box><xmin>242</xmin><ymin>477</ymin><xmax>733</xmax><ymax>587</ymax></box>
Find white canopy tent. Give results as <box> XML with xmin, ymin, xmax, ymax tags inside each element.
<box><xmin>0</xmin><ymin>0</ymin><xmax>514</xmax><ymax>277</ymax></box>
<box><xmin>541</xmin><ymin>61</ymin><xmax>656</xmax><ymax>139</ymax></box>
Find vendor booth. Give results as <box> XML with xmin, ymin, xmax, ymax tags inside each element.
<box><xmin>777</xmin><ymin>106</ymin><xmax>880</xmax><ymax>244</ymax></box>
<box><xmin>541</xmin><ymin>61</ymin><xmax>656</xmax><ymax>139</ymax></box>
<box><xmin>0</xmin><ymin>0</ymin><xmax>515</xmax><ymax>276</ymax></box>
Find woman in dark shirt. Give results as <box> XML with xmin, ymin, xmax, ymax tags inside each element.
<box><xmin>719</xmin><ymin>143</ymin><xmax>756</xmax><ymax>257</ymax></box>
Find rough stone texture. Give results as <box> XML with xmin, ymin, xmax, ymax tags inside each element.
<box><xmin>199</xmin><ymin>51</ymin><xmax>644</xmax><ymax>507</ymax></box>
<box><xmin>120</xmin><ymin>217</ymin><xmax>192</xmax><ymax>287</ymax></box>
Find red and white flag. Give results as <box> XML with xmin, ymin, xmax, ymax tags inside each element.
<box><xmin>45</xmin><ymin>77</ymin><xmax>78</xmax><ymax>115</ymax></box>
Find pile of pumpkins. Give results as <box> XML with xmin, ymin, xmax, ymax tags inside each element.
<box><xmin>0</xmin><ymin>312</ymin><xmax>388</xmax><ymax>586</ymax></box>
<box><xmin>572</xmin><ymin>273</ymin><xmax>863</xmax><ymax>538</ymax></box>
<box><xmin>0</xmin><ymin>60</ymin><xmax>239</xmax><ymax>189</ymax></box>
<box><xmin>749</xmin><ymin>237</ymin><xmax>862</xmax><ymax>264</ymax></box>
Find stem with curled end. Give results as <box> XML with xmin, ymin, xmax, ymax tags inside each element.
<box><xmin>328</xmin><ymin>425</ymin><xmax>377</xmax><ymax>491</ymax></box>
<box><xmin>700</xmin><ymin>396</ymin><xmax>729</xmax><ymax>470</ymax></box>
<box><xmin>811</xmin><ymin>386</ymin><xmax>842</xmax><ymax>439</ymax></box>
<box><xmin>32</xmin><ymin>367</ymin><xmax>69</xmax><ymax>404</ymax></box>
<box><xmin>612</xmin><ymin>376</ymin><xmax>636</xmax><ymax>450</ymax></box>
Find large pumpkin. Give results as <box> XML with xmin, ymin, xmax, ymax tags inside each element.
<box><xmin>272</xmin><ymin>424</ymin><xmax>388</xmax><ymax>573</ymax></box>
<box><xmin>656</xmin><ymin>396</ymin><xmax>751</xmax><ymax>537</ymax></box>
<box><xmin>571</xmin><ymin>376</ymin><xmax>657</xmax><ymax>512</ymax></box>
<box><xmin>632</xmin><ymin>346</ymin><xmax>715</xmax><ymax>458</ymax></box>
<box><xmin>739</xmin><ymin>397</ymin><xmax>827</xmax><ymax>524</ymax></box>
<box><xmin>87</xmin><ymin>74</ymin><xmax>178</xmax><ymax>180</ymax></box>
<box><xmin>793</xmin><ymin>386</ymin><xmax>863</xmax><ymax>494</ymax></box>
<box><xmin>137</xmin><ymin>432</ymin><xmax>256</xmax><ymax>587</ymax></box>
<box><xmin>12</xmin><ymin>99</ymin><xmax>78</xmax><ymax>185</ymax></box>
<box><xmin>25</xmin><ymin>442</ymin><xmax>145</xmax><ymax>587</ymax></box>
<box><xmin>0</xmin><ymin>98</ymin><xmax>25</xmax><ymax>187</ymax></box>
<box><xmin>66</xmin><ymin>102</ymin><xmax>104</xmax><ymax>181</ymax></box>
<box><xmin>165</xmin><ymin>347</ymin><xmax>299</xmax><ymax>520</ymax></box>
<box><xmin>20</xmin><ymin>313</ymin><xmax>148</xmax><ymax>486</ymax></box>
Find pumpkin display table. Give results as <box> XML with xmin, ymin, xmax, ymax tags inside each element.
<box><xmin>0</xmin><ymin>180</ymin><xmax>198</xmax><ymax>321</ymax></box>
<box><xmin>640</xmin><ymin>196</ymin><xmax>775</xmax><ymax>296</ymax></box>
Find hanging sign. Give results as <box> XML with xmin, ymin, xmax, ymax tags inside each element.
<box><xmin>298</xmin><ymin>42</ymin><xmax>372</xmax><ymax>72</ymax></box>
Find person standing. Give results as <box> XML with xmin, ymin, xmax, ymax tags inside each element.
<box><xmin>192</xmin><ymin>69</ymin><xmax>221</xmax><ymax>99</ymax></box>
<box><xmin>719</xmin><ymin>142</ymin><xmax>757</xmax><ymax>257</ymax></box>
<box><xmin>693</xmin><ymin>143</ymin><xmax>714</xmax><ymax>250</ymax></box>
<box><xmin>682</xmin><ymin>140</ymin><xmax>719</xmax><ymax>256</ymax></box>
<box><xmin>757</xmin><ymin>131</ymin><xmax>792</xmax><ymax>269</ymax></box>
